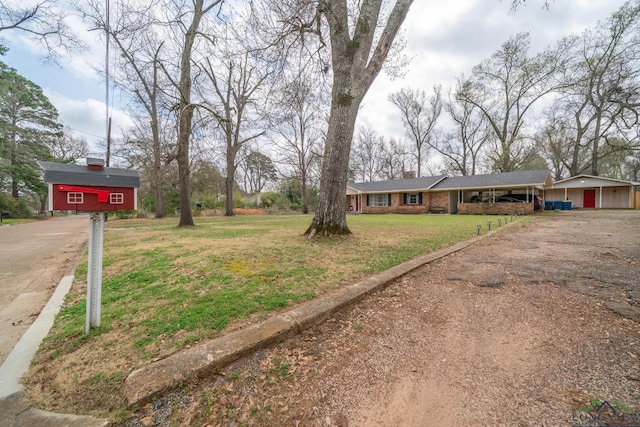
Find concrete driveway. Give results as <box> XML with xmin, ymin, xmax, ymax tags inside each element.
<box><xmin>0</xmin><ymin>215</ymin><xmax>88</xmax><ymax>365</ymax></box>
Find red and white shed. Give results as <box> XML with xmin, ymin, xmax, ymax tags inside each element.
<box><xmin>40</xmin><ymin>158</ymin><xmax>140</xmax><ymax>212</ymax></box>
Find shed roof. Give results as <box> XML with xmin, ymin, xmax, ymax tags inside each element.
<box><xmin>39</xmin><ymin>161</ymin><xmax>140</xmax><ymax>187</ymax></box>
<box><xmin>551</xmin><ymin>174</ymin><xmax>639</xmax><ymax>188</ymax></box>
<box><xmin>347</xmin><ymin>175</ymin><xmax>447</xmax><ymax>193</ymax></box>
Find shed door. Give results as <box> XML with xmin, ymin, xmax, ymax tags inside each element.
<box><xmin>584</xmin><ymin>189</ymin><xmax>596</xmax><ymax>208</ymax></box>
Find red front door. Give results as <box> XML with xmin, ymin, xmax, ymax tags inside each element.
<box><xmin>584</xmin><ymin>189</ymin><xmax>596</xmax><ymax>208</ymax></box>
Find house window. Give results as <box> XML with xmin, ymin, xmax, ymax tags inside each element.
<box><xmin>369</xmin><ymin>194</ymin><xmax>389</xmax><ymax>207</ymax></box>
<box><xmin>403</xmin><ymin>192</ymin><xmax>422</xmax><ymax>205</ymax></box>
<box><xmin>110</xmin><ymin>193</ymin><xmax>124</xmax><ymax>204</ymax></box>
<box><xmin>67</xmin><ymin>192</ymin><xmax>83</xmax><ymax>204</ymax></box>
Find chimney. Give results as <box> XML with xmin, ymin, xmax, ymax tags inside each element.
<box><xmin>403</xmin><ymin>171</ymin><xmax>416</xmax><ymax>179</ymax></box>
<box><xmin>86</xmin><ymin>158</ymin><xmax>105</xmax><ymax>171</ymax></box>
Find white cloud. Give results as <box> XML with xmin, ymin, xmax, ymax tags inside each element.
<box><xmin>45</xmin><ymin>90</ymin><xmax>134</xmax><ymax>153</ymax></box>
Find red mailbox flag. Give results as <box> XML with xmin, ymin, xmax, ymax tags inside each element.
<box><xmin>57</xmin><ymin>185</ymin><xmax>111</xmax><ymax>203</ymax></box>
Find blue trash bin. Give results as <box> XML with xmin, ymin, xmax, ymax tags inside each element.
<box><xmin>545</xmin><ymin>200</ymin><xmax>553</xmax><ymax>210</ymax></box>
<box><xmin>562</xmin><ymin>201</ymin><xmax>572</xmax><ymax>210</ymax></box>
<box><xmin>554</xmin><ymin>200</ymin><xmax>563</xmax><ymax>210</ymax></box>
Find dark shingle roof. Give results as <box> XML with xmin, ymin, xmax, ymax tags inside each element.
<box><xmin>347</xmin><ymin>170</ymin><xmax>551</xmax><ymax>193</ymax></box>
<box><xmin>39</xmin><ymin>161</ymin><xmax>140</xmax><ymax>187</ymax></box>
<box><xmin>432</xmin><ymin>169</ymin><xmax>551</xmax><ymax>190</ymax></box>
<box><xmin>347</xmin><ymin>175</ymin><xmax>446</xmax><ymax>193</ymax></box>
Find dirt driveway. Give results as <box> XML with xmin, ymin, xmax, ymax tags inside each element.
<box><xmin>0</xmin><ymin>215</ymin><xmax>88</xmax><ymax>365</ymax></box>
<box><xmin>122</xmin><ymin>210</ymin><xmax>640</xmax><ymax>427</ymax></box>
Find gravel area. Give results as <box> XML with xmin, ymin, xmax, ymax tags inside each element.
<box><xmin>120</xmin><ymin>210</ymin><xmax>640</xmax><ymax>427</ymax></box>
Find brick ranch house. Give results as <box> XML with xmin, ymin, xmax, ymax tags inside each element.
<box><xmin>346</xmin><ymin>169</ymin><xmax>553</xmax><ymax>215</ymax></box>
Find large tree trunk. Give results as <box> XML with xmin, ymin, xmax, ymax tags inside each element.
<box><xmin>151</xmin><ymin>112</ymin><xmax>165</xmax><ymax>218</ymax></box>
<box><xmin>10</xmin><ymin>128</ymin><xmax>18</xmax><ymax>199</ymax></box>
<box><xmin>176</xmin><ymin>0</ymin><xmax>211</xmax><ymax>227</ymax></box>
<box><xmin>301</xmin><ymin>172</ymin><xmax>309</xmax><ymax>214</ymax></box>
<box><xmin>591</xmin><ymin>113</ymin><xmax>602</xmax><ymax>176</ymax></box>
<box><xmin>304</xmin><ymin>0</ymin><xmax>413</xmax><ymax>238</ymax></box>
<box><xmin>177</xmin><ymin>110</ymin><xmax>194</xmax><ymax>225</ymax></box>
<box><xmin>305</xmin><ymin>97</ymin><xmax>360</xmax><ymax>236</ymax></box>
<box><xmin>225</xmin><ymin>155</ymin><xmax>236</xmax><ymax>216</ymax></box>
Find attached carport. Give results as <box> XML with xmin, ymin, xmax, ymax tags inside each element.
<box><xmin>431</xmin><ymin>169</ymin><xmax>552</xmax><ymax>214</ymax></box>
<box><xmin>546</xmin><ymin>175</ymin><xmax>638</xmax><ymax>209</ymax></box>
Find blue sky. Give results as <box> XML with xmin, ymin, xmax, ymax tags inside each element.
<box><xmin>0</xmin><ymin>0</ymin><xmax>626</xmax><ymax>161</ymax></box>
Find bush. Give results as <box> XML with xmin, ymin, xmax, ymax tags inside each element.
<box><xmin>115</xmin><ymin>210</ymin><xmax>137</xmax><ymax>220</ymax></box>
<box><xmin>0</xmin><ymin>192</ymin><xmax>17</xmax><ymax>215</ymax></box>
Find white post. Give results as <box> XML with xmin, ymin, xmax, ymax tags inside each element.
<box><xmin>599</xmin><ymin>186</ymin><xmax>603</xmax><ymax>208</ymax></box>
<box><xmin>86</xmin><ymin>212</ymin><xmax>105</xmax><ymax>334</ymax></box>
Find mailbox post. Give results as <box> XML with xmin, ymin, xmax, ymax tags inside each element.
<box><xmin>86</xmin><ymin>212</ymin><xmax>105</xmax><ymax>331</ymax></box>
<box><xmin>40</xmin><ymin>158</ymin><xmax>140</xmax><ymax>334</ymax></box>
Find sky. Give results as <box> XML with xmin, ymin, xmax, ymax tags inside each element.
<box><xmin>0</xmin><ymin>0</ymin><xmax>628</xmax><ymax>162</ymax></box>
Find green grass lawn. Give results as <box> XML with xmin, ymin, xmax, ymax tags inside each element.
<box><xmin>24</xmin><ymin>213</ymin><xmax>521</xmax><ymax>416</ymax></box>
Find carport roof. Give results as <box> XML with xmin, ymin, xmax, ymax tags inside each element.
<box><xmin>432</xmin><ymin>169</ymin><xmax>552</xmax><ymax>190</ymax></box>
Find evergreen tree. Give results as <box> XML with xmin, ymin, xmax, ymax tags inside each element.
<box><xmin>0</xmin><ymin>60</ymin><xmax>62</xmax><ymax>200</ymax></box>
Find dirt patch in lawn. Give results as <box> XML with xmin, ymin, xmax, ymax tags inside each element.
<box><xmin>117</xmin><ymin>210</ymin><xmax>640</xmax><ymax>426</ymax></box>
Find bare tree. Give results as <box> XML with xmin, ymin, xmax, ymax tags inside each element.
<box><xmin>271</xmin><ymin>74</ymin><xmax>326</xmax><ymax>214</ymax></box>
<box><xmin>307</xmin><ymin>0</ymin><xmax>413</xmax><ymax>237</ymax></box>
<box><xmin>388</xmin><ymin>85</ymin><xmax>441</xmax><ymax>177</ymax></box>
<box><xmin>201</xmin><ymin>51</ymin><xmax>270</xmax><ymax>216</ymax></box>
<box><xmin>457</xmin><ymin>32</ymin><xmax>568</xmax><ymax>172</ymax></box>
<box><xmin>1</xmin><ymin>1</ymin><xmax>83</xmax><ymax>62</ymax></box>
<box><xmin>439</xmin><ymin>87</ymin><xmax>491</xmax><ymax>176</ymax></box>
<box><xmin>255</xmin><ymin>0</ymin><xmax>413</xmax><ymax>235</ymax></box>
<box><xmin>238</xmin><ymin>149</ymin><xmax>278</xmax><ymax>193</ymax></box>
<box><xmin>350</xmin><ymin>125</ymin><xmax>385</xmax><ymax>182</ymax></box>
<box><xmin>378</xmin><ymin>137</ymin><xmax>409</xmax><ymax>180</ymax></box>
<box><xmin>48</xmin><ymin>128</ymin><xmax>89</xmax><ymax>162</ymax></box>
<box><xmin>570</xmin><ymin>1</ymin><xmax>640</xmax><ymax>175</ymax></box>
<box><xmin>534</xmin><ymin>2</ymin><xmax>640</xmax><ymax>177</ymax></box>
<box><xmin>165</xmin><ymin>0</ymin><xmax>224</xmax><ymax>226</ymax></box>
<box><xmin>80</xmin><ymin>0</ymin><xmax>173</xmax><ymax>218</ymax></box>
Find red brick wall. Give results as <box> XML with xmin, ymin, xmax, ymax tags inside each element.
<box><xmin>425</xmin><ymin>191</ymin><xmax>449</xmax><ymax>213</ymax></box>
<box><xmin>457</xmin><ymin>202</ymin><xmax>533</xmax><ymax>215</ymax></box>
<box><xmin>363</xmin><ymin>193</ymin><xmax>401</xmax><ymax>214</ymax></box>
<box><xmin>357</xmin><ymin>191</ymin><xmax>453</xmax><ymax>214</ymax></box>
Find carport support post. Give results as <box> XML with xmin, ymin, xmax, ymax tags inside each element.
<box><xmin>86</xmin><ymin>212</ymin><xmax>105</xmax><ymax>334</ymax></box>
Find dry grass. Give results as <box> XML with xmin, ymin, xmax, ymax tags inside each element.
<box><xmin>23</xmin><ymin>213</ymin><xmax>499</xmax><ymax>419</ymax></box>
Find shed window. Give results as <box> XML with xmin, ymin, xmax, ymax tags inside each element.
<box><xmin>368</xmin><ymin>193</ymin><xmax>390</xmax><ymax>207</ymax></box>
<box><xmin>67</xmin><ymin>192</ymin><xmax>83</xmax><ymax>204</ymax></box>
<box><xmin>110</xmin><ymin>193</ymin><xmax>124</xmax><ymax>204</ymax></box>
